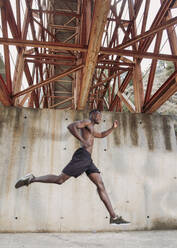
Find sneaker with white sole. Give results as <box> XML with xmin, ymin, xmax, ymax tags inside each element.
<box><xmin>15</xmin><ymin>173</ymin><xmax>35</xmax><ymax>189</ymax></box>
<box><xmin>110</xmin><ymin>215</ymin><xmax>130</xmax><ymax>225</ymax></box>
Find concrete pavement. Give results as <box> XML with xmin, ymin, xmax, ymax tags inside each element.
<box><xmin>0</xmin><ymin>231</ymin><xmax>177</xmax><ymax>248</ymax></box>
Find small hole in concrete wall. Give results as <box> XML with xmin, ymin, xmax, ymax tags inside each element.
<box><xmin>14</xmin><ymin>217</ymin><xmax>18</xmax><ymax>220</ymax></box>
<box><xmin>65</xmin><ymin>118</ymin><xmax>68</xmax><ymax>121</ymax></box>
<box><xmin>174</xmin><ymin>177</ymin><xmax>177</xmax><ymax>179</ymax></box>
<box><xmin>126</xmin><ymin>201</ymin><xmax>130</xmax><ymax>203</ymax></box>
<box><xmin>24</xmin><ymin>116</ymin><xmax>27</xmax><ymax>119</ymax></box>
<box><xmin>139</xmin><ymin>121</ymin><xmax>142</xmax><ymax>124</ymax></box>
<box><xmin>104</xmin><ymin>149</ymin><xmax>107</xmax><ymax>151</ymax></box>
<box><xmin>147</xmin><ymin>216</ymin><xmax>150</xmax><ymax>219</ymax></box>
<box><xmin>105</xmin><ymin>216</ymin><xmax>108</xmax><ymax>219</ymax></box>
<box><xmin>22</xmin><ymin>146</ymin><xmax>26</xmax><ymax>149</ymax></box>
<box><xmin>64</xmin><ymin>147</ymin><xmax>66</xmax><ymax>150</ymax></box>
<box><xmin>103</xmin><ymin>120</ymin><xmax>106</xmax><ymax>122</ymax></box>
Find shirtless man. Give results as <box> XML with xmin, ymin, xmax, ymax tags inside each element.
<box><xmin>15</xmin><ymin>109</ymin><xmax>130</xmax><ymax>225</ymax></box>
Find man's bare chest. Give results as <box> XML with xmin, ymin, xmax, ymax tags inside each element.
<box><xmin>82</xmin><ymin>126</ymin><xmax>94</xmax><ymax>137</ymax></box>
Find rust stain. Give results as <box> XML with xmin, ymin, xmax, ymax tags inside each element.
<box><xmin>152</xmin><ymin>218</ymin><xmax>177</xmax><ymax>230</ymax></box>
<box><xmin>112</xmin><ymin>113</ymin><xmax>121</xmax><ymax>145</ymax></box>
<box><xmin>122</xmin><ymin>113</ymin><xmax>127</xmax><ymax>139</ymax></box>
<box><xmin>74</xmin><ymin>110</ymin><xmax>88</xmax><ymax>121</ymax></box>
<box><xmin>5</xmin><ymin>109</ymin><xmax>22</xmax><ymax>200</ymax></box>
<box><xmin>142</xmin><ymin>114</ymin><xmax>154</xmax><ymax>150</ymax></box>
<box><xmin>162</xmin><ymin>117</ymin><xmax>172</xmax><ymax>151</ymax></box>
<box><xmin>50</xmin><ymin>110</ymin><xmax>57</xmax><ymax>173</ymax></box>
<box><xmin>129</xmin><ymin>114</ymin><xmax>138</xmax><ymax>146</ymax></box>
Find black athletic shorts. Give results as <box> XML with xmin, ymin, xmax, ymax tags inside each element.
<box><xmin>62</xmin><ymin>148</ymin><xmax>100</xmax><ymax>178</ymax></box>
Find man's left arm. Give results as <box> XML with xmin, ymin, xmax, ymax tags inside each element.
<box><xmin>94</xmin><ymin>120</ymin><xmax>118</xmax><ymax>138</ymax></box>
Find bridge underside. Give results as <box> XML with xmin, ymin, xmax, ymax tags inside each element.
<box><xmin>0</xmin><ymin>0</ymin><xmax>177</xmax><ymax>113</ymax></box>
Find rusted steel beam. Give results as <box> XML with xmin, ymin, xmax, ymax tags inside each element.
<box><xmin>0</xmin><ymin>38</ymin><xmax>87</xmax><ymax>52</ymax></box>
<box><xmin>138</xmin><ymin>0</ymin><xmax>150</xmax><ymax>49</ymax></box>
<box><xmin>139</xmin><ymin>0</ymin><xmax>174</xmax><ymax>52</ymax></box>
<box><xmin>24</xmin><ymin>53</ymin><xmax>76</xmax><ymax>61</ymax></box>
<box><xmin>171</xmin><ymin>1</ymin><xmax>177</xmax><ymax>8</ymax></box>
<box><xmin>49</xmin><ymin>24</ymin><xmax>77</xmax><ymax>31</ymax></box>
<box><xmin>13</xmin><ymin>0</ymin><xmax>33</xmax><ymax>99</ymax></box>
<box><xmin>144</xmin><ymin>31</ymin><xmax>163</xmax><ymax>104</ymax></box>
<box><xmin>1</xmin><ymin>38</ymin><xmax>177</xmax><ymax>62</ymax></box>
<box><xmin>162</xmin><ymin>3</ymin><xmax>177</xmax><ymax>70</ymax></box>
<box><xmin>16</xmin><ymin>0</ymin><xmax>21</xmax><ymax>37</ymax></box>
<box><xmin>5</xmin><ymin>0</ymin><xmax>20</xmax><ymax>39</ymax></box>
<box><xmin>143</xmin><ymin>70</ymin><xmax>177</xmax><ymax>113</ymax></box>
<box><xmin>13</xmin><ymin>49</ymin><xmax>25</xmax><ymax>96</ymax></box>
<box><xmin>132</xmin><ymin>62</ymin><xmax>144</xmax><ymax>112</ymax></box>
<box><xmin>98</xmin><ymin>60</ymin><xmax>134</xmax><ymax>66</ymax></box>
<box><xmin>118</xmin><ymin>91</ymin><xmax>136</xmax><ymax>113</ymax></box>
<box><xmin>91</xmin><ymin>71</ymin><xmax>124</xmax><ymax>90</ymax></box>
<box><xmin>32</xmin><ymin>9</ymin><xmax>81</xmax><ymax>18</ymax></box>
<box><xmin>49</xmin><ymin>96</ymin><xmax>74</xmax><ymax>109</ymax></box>
<box><xmin>95</xmin><ymin>65</ymin><xmax>131</xmax><ymax>70</ymax></box>
<box><xmin>13</xmin><ymin>64</ymin><xmax>84</xmax><ymax>99</ymax></box>
<box><xmin>25</xmin><ymin>0</ymin><xmax>37</xmax><ymax>41</ymax></box>
<box><xmin>25</xmin><ymin>59</ymin><xmax>75</xmax><ymax>66</ymax></box>
<box><xmin>116</xmin><ymin>16</ymin><xmax>177</xmax><ymax>50</ymax></box>
<box><xmin>119</xmin><ymin>71</ymin><xmax>133</xmax><ymax>93</ymax></box>
<box><xmin>128</xmin><ymin>0</ymin><xmax>144</xmax><ymax>112</ymax></box>
<box><xmin>18</xmin><ymin>92</ymin><xmax>31</xmax><ymax>106</ymax></box>
<box><xmin>109</xmin><ymin>95</ymin><xmax>118</xmax><ymax>111</ymax></box>
<box><xmin>100</xmin><ymin>48</ymin><xmax>177</xmax><ymax>62</ymax></box>
<box><xmin>33</xmin><ymin>17</ymin><xmax>56</xmax><ymax>41</ymax></box>
<box><xmin>0</xmin><ymin>74</ymin><xmax>12</xmax><ymax>106</ymax></box>
<box><xmin>36</xmin><ymin>0</ymin><xmax>45</xmax><ymax>42</ymax></box>
<box><xmin>1</xmin><ymin>6</ymin><xmax>12</xmax><ymax>94</ymax></box>
<box><xmin>24</xmin><ymin>62</ymin><xmax>39</xmax><ymax>108</ymax></box>
<box><xmin>108</xmin><ymin>0</ymin><xmax>127</xmax><ymax>48</ymax></box>
<box><xmin>140</xmin><ymin>0</ymin><xmax>150</xmax><ymax>34</ymax></box>
<box><xmin>77</xmin><ymin>0</ymin><xmax>111</xmax><ymax>110</ymax></box>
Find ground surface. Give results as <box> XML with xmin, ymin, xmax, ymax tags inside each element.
<box><xmin>0</xmin><ymin>231</ymin><xmax>177</xmax><ymax>248</ymax></box>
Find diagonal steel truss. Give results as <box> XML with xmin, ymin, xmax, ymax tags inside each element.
<box><xmin>0</xmin><ymin>0</ymin><xmax>177</xmax><ymax>113</ymax></box>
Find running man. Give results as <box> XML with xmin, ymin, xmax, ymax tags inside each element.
<box><xmin>15</xmin><ymin>110</ymin><xmax>130</xmax><ymax>225</ymax></box>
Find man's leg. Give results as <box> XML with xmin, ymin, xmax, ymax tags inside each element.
<box><xmin>31</xmin><ymin>173</ymin><xmax>70</xmax><ymax>185</ymax></box>
<box><xmin>88</xmin><ymin>173</ymin><xmax>116</xmax><ymax>218</ymax></box>
<box><xmin>15</xmin><ymin>173</ymin><xmax>70</xmax><ymax>188</ymax></box>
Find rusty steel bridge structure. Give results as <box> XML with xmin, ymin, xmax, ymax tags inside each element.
<box><xmin>0</xmin><ymin>0</ymin><xmax>177</xmax><ymax>113</ymax></box>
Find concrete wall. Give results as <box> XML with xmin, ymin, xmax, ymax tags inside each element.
<box><xmin>0</xmin><ymin>105</ymin><xmax>177</xmax><ymax>232</ymax></box>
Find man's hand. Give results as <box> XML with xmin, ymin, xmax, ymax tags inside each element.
<box><xmin>112</xmin><ymin>120</ymin><xmax>118</xmax><ymax>129</ymax></box>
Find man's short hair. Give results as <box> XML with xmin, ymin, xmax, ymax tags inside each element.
<box><xmin>89</xmin><ymin>109</ymin><xmax>100</xmax><ymax>117</ymax></box>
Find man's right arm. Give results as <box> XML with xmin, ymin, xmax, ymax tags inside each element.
<box><xmin>67</xmin><ymin>119</ymin><xmax>91</xmax><ymax>144</ymax></box>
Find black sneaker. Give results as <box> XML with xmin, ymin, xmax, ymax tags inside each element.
<box><xmin>110</xmin><ymin>216</ymin><xmax>130</xmax><ymax>225</ymax></box>
<box><xmin>15</xmin><ymin>173</ymin><xmax>34</xmax><ymax>189</ymax></box>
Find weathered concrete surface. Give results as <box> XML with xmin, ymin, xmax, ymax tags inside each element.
<box><xmin>0</xmin><ymin>105</ymin><xmax>177</xmax><ymax>232</ymax></box>
<box><xmin>0</xmin><ymin>231</ymin><xmax>177</xmax><ymax>248</ymax></box>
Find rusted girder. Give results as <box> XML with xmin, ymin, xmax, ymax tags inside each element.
<box><xmin>77</xmin><ymin>0</ymin><xmax>111</xmax><ymax>110</ymax></box>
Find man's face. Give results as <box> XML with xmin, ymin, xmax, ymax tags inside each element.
<box><xmin>92</xmin><ymin>112</ymin><xmax>102</xmax><ymax>124</ymax></box>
